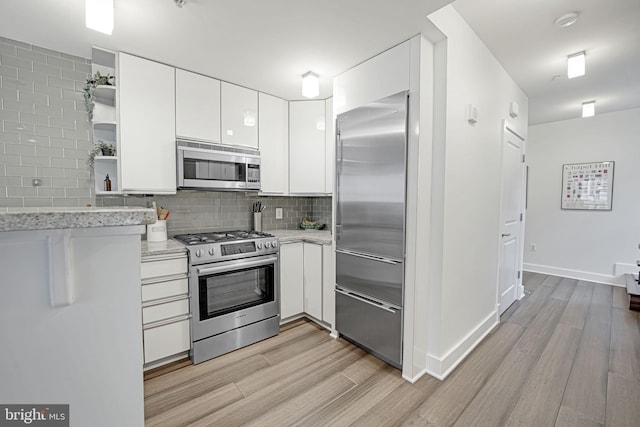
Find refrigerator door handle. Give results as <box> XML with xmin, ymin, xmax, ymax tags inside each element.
<box><xmin>335</xmin><ymin>287</ymin><xmax>399</xmax><ymax>314</ymax></box>
<box><xmin>335</xmin><ymin>248</ymin><xmax>402</xmax><ymax>265</ymax></box>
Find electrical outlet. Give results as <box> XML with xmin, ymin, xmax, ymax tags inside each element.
<box><xmin>275</xmin><ymin>208</ymin><xmax>283</xmax><ymax>220</ymax></box>
<box><xmin>530</xmin><ymin>243</ymin><xmax>536</xmax><ymax>252</ymax></box>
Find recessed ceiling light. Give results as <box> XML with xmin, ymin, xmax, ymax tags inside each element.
<box><xmin>555</xmin><ymin>12</ymin><xmax>579</xmax><ymax>28</ymax></box>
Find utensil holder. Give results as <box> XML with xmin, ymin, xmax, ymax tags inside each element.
<box><xmin>147</xmin><ymin>220</ymin><xmax>167</xmax><ymax>242</ymax></box>
<box><xmin>253</xmin><ymin>212</ymin><xmax>262</xmax><ymax>232</ymax></box>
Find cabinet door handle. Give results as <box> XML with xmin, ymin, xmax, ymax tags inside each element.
<box><xmin>501</xmin><ymin>233</ymin><xmax>511</xmax><ymax>238</ymax></box>
<box><xmin>142</xmin><ymin>293</ymin><xmax>189</xmax><ymax>308</ymax></box>
<box><xmin>335</xmin><ymin>287</ymin><xmax>399</xmax><ymax>314</ymax></box>
<box><xmin>141</xmin><ymin>273</ymin><xmax>188</xmax><ymax>286</ymax></box>
<box><xmin>143</xmin><ymin>314</ymin><xmax>191</xmax><ymax>330</ymax></box>
<box><xmin>335</xmin><ymin>248</ymin><xmax>401</xmax><ymax>265</ymax></box>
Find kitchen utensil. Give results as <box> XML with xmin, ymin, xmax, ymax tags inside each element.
<box><xmin>158</xmin><ymin>208</ymin><xmax>170</xmax><ymax>220</ymax></box>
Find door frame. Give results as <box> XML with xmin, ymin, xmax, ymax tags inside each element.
<box><xmin>496</xmin><ymin>121</ymin><xmax>527</xmax><ymax>317</ymax></box>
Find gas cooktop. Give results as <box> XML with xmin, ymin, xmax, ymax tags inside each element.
<box><xmin>173</xmin><ymin>230</ymin><xmax>279</xmax><ymax>264</ymax></box>
<box><xmin>173</xmin><ymin>230</ymin><xmax>275</xmax><ymax>245</ymax></box>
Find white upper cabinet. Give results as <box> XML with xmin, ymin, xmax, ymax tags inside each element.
<box><xmin>175</xmin><ymin>69</ymin><xmax>221</xmax><ymax>143</ymax></box>
<box><xmin>289</xmin><ymin>100</ymin><xmax>327</xmax><ymax>194</ymax></box>
<box><xmin>221</xmin><ymin>82</ymin><xmax>258</xmax><ymax>149</ymax></box>
<box><xmin>325</xmin><ymin>97</ymin><xmax>334</xmax><ymax>194</ymax></box>
<box><xmin>119</xmin><ymin>53</ymin><xmax>176</xmax><ymax>194</ymax></box>
<box><xmin>258</xmin><ymin>93</ymin><xmax>289</xmax><ymax>195</ymax></box>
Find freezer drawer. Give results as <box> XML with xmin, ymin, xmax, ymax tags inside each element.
<box><xmin>336</xmin><ymin>249</ymin><xmax>403</xmax><ymax>307</ymax></box>
<box><xmin>335</xmin><ymin>288</ymin><xmax>402</xmax><ymax>369</ymax></box>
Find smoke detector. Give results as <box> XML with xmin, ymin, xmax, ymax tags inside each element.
<box><xmin>554</xmin><ymin>12</ymin><xmax>579</xmax><ymax>28</ymax></box>
<box><xmin>175</xmin><ymin>0</ymin><xmax>186</xmax><ymax>7</ymax></box>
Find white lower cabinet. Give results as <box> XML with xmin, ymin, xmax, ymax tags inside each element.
<box><xmin>279</xmin><ymin>240</ymin><xmax>335</xmax><ymax>328</ymax></box>
<box><xmin>303</xmin><ymin>242</ymin><xmax>323</xmax><ymax>320</ymax></box>
<box><xmin>280</xmin><ymin>242</ymin><xmax>304</xmax><ymax>319</ymax></box>
<box><xmin>143</xmin><ymin>319</ymin><xmax>190</xmax><ymax>366</ymax></box>
<box><xmin>322</xmin><ymin>243</ymin><xmax>336</xmax><ymax>327</ymax></box>
<box><xmin>141</xmin><ymin>252</ymin><xmax>190</xmax><ymax>368</ymax></box>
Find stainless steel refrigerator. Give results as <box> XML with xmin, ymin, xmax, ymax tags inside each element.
<box><xmin>335</xmin><ymin>91</ymin><xmax>407</xmax><ymax>369</ymax></box>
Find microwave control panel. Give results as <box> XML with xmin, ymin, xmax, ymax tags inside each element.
<box><xmin>247</xmin><ymin>163</ymin><xmax>260</xmax><ymax>183</ymax></box>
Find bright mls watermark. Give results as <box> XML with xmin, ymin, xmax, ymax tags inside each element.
<box><xmin>0</xmin><ymin>405</ymin><xmax>68</xmax><ymax>426</ymax></box>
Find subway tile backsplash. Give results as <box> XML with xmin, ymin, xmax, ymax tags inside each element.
<box><xmin>0</xmin><ymin>36</ymin><xmax>93</xmax><ymax>208</ymax></box>
<box><xmin>97</xmin><ymin>192</ymin><xmax>332</xmax><ymax>236</ymax></box>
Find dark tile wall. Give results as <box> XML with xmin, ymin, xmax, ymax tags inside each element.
<box><xmin>97</xmin><ymin>191</ymin><xmax>332</xmax><ymax>236</ymax></box>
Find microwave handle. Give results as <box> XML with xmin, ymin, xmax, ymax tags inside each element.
<box><xmin>196</xmin><ymin>256</ymin><xmax>278</xmax><ymax>276</ymax></box>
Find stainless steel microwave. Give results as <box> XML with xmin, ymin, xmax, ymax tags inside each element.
<box><xmin>176</xmin><ymin>140</ymin><xmax>261</xmax><ymax>191</ymax></box>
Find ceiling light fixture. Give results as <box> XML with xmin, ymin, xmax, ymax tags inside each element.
<box><xmin>301</xmin><ymin>71</ymin><xmax>319</xmax><ymax>99</ymax></box>
<box><xmin>582</xmin><ymin>101</ymin><xmax>595</xmax><ymax>118</ymax></box>
<box><xmin>554</xmin><ymin>12</ymin><xmax>579</xmax><ymax>28</ymax></box>
<box><xmin>86</xmin><ymin>0</ymin><xmax>114</xmax><ymax>35</ymax></box>
<box><xmin>567</xmin><ymin>51</ymin><xmax>585</xmax><ymax>78</ymax></box>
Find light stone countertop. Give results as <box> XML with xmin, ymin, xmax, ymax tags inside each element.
<box><xmin>267</xmin><ymin>229</ymin><xmax>333</xmax><ymax>245</ymax></box>
<box><xmin>0</xmin><ymin>206</ymin><xmax>157</xmax><ymax>232</ymax></box>
<box><xmin>141</xmin><ymin>238</ymin><xmax>188</xmax><ymax>258</ymax></box>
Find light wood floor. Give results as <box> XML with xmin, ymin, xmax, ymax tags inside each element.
<box><xmin>144</xmin><ymin>273</ymin><xmax>640</xmax><ymax>426</ymax></box>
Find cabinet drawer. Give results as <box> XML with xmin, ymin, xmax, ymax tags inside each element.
<box><xmin>141</xmin><ymin>256</ymin><xmax>187</xmax><ymax>280</ymax></box>
<box><xmin>141</xmin><ymin>277</ymin><xmax>188</xmax><ymax>303</ymax></box>
<box><xmin>144</xmin><ymin>319</ymin><xmax>190</xmax><ymax>363</ymax></box>
<box><xmin>143</xmin><ymin>298</ymin><xmax>189</xmax><ymax>324</ymax></box>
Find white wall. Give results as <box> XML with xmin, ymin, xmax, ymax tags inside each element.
<box><xmin>0</xmin><ymin>227</ymin><xmax>145</xmax><ymax>426</ymax></box>
<box><xmin>425</xmin><ymin>5</ymin><xmax>528</xmax><ymax>377</ymax></box>
<box><xmin>524</xmin><ymin>107</ymin><xmax>640</xmax><ymax>285</ymax></box>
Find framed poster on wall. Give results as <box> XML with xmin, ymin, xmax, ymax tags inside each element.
<box><xmin>561</xmin><ymin>161</ymin><xmax>614</xmax><ymax>210</ymax></box>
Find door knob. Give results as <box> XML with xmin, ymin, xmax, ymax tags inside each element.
<box><xmin>502</xmin><ymin>233</ymin><xmax>511</xmax><ymax>237</ymax></box>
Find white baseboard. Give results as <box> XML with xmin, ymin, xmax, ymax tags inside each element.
<box><xmin>401</xmin><ymin>346</ymin><xmax>430</xmax><ymax>383</ymax></box>
<box><xmin>424</xmin><ymin>310</ymin><xmax>498</xmax><ymax>380</ymax></box>
<box><xmin>403</xmin><ymin>368</ymin><xmax>427</xmax><ymax>384</ymax></box>
<box><xmin>524</xmin><ymin>263</ymin><xmax>626</xmax><ymax>287</ymax></box>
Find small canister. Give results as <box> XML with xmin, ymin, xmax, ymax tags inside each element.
<box><xmin>147</xmin><ymin>219</ymin><xmax>167</xmax><ymax>242</ymax></box>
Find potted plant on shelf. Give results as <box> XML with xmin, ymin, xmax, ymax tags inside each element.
<box><xmin>87</xmin><ymin>140</ymin><xmax>116</xmax><ymax>168</ymax></box>
<box><xmin>83</xmin><ymin>71</ymin><xmax>115</xmax><ymax>121</ymax></box>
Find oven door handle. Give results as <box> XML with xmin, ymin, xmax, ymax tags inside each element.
<box><xmin>196</xmin><ymin>255</ymin><xmax>278</xmax><ymax>276</ymax></box>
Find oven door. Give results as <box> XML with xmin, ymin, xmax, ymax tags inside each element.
<box><xmin>190</xmin><ymin>254</ymin><xmax>279</xmax><ymax>341</ymax></box>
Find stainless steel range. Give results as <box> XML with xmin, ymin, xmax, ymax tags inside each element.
<box><xmin>173</xmin><ymin>230</ymin><xmax>280</xmax><ymax>364</ymax></box>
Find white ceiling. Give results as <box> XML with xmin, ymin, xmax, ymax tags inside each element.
<box><xmin>1</xmin><ymin>0</ymin><xmax>638</xmax><ymax>125</ymax></box>
<box><xmin>454</xmin><ymin>0</ymin><xmax>640</xmax><ymax>125</ymax></box>
<box><xmin>0</xmin><ymin>0</ymin><xmax>451</xmax><ymax>101</ymax></box>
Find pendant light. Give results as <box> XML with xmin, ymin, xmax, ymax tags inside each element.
<box><xmin>301</xmin><ymin>72</ymin><xmax>319</xmax><ymax>98</ymax></box>
<box><xmin>86</xmin><ymin>0</ymin><xmax>114</xmax><ymax>35</ymax></box>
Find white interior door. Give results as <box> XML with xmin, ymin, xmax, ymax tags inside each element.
<box><xmin>498</xmin><ymin>124</ymin><xmax>525</xmax><ymax>314</ymax></box>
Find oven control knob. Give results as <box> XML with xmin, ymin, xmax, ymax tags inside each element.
<box><xmin>264</xmin><ymin>241</ymin><xmax>271</xmax><ymax>248</ymax></box>
<box><xmin>208</xmin><ymin>248</ymin><xmax>215</xmax><ymax>256</ymax></box>
<box><xmin>195</xmin><ymin>249</ymin><xmax>203</xmax><ymax>257</ymax></box>
<box><xmin>271</xmin><ymin>240</ymin><xmax>278</xmax><ymax>248</ymax></box>
<box><xmin>257</xmin><ymin>242</ymin><xmax>263</xmax><ymax>249</ymax></box>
